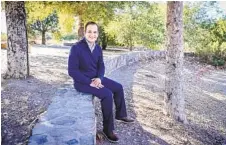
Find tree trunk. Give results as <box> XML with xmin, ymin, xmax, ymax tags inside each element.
<box><xmin>129</xmin><ymin>35</ymin><xmax>133</xmax><ymax>51</ymax></box>
<box><xmin>78</xmin><ymin>15</ymin><xmax>84</xmax><ymax>40</ymax></box>
<box><xmin>164</xmin><ymin>1</ymin><xmax>187</xmax><ymax>123</ymax></box>
<box><xmin>41</xmin><ymin>30</ymin><xmax>46</xmax><ymax>45</ymax></box>
<box><xmin>102</xmin><ymin>32</ymin><xmax>107</xmax><ymax>50</ymax></box>
<box><xmin>5</xmin><ymin>1</ymin><xmax>29</xmax><ymax>79</ymax></box>
<box><xmin>102</xmin><ymin>38</ymin><xmax>107</xmax><ymax>50</ymax></box>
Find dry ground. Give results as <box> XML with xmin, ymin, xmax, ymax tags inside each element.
<box><xmin>96</xmin><ymin>58</ymin><xmax>226</xmax><ymax>145</ymax></box>
<box><xmin>1</xmin><ymin>47</ymin><xmax>226</xmax><ymax>145</ymax></box>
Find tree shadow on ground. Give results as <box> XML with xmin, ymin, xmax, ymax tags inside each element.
<box><xmin>183</xmin><ymin>78</ymin><xmax>226</xmax><ymax>144</ymax></box>
<box><xmin>96</xmin><ymin>59</ymin><xmax>226</xmax><ymax>145</ymax></box>
<box><xmin>1</xmin><ymin>75</ymin><xmax>63</xmax><ymax>145</ymax></box>
<box><xmin>1</xmin><ymin>50</ymin><xmax>70</xmax><ymax>145</ymax></box>
<box><xmin>95</xmin><ymin>60</ymin><xmax>169</xmax><ymax>145</ymax></box>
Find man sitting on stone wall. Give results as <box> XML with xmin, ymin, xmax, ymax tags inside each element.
<box><xmin>68</xmin><ymin>21</ymin><xmax>134</xmax><ymax>143</ymax></box>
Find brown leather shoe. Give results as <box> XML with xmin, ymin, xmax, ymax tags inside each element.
<box><xmin>116</xmin><ymin>117</ymin><xmax>134</xmax><ymax>123</ymax></box>
<box><xmin>102</xmin><ymin>131</ymin><xmax>119</xmax><ymax>143</ymax></box>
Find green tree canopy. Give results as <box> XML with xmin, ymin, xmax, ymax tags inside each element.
<box><xmin>106</xmin><ymin>2</ymin><xmax>165</xmax><ymax>50</ymax></box>
<box><xmin>29</xmin><ymin>11</ymin><xmax>59</xmax><ymax>44</ymax></box>
<box><xmin>183</xmin><ymin>1</ymin><xmax>226</xmax><ymax>66</ymax></box>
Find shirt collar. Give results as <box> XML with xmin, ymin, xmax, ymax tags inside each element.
<box><xmin>85</xmin><ymin>37</ymin><xmax>96</xmax><ymax>51</ymax></box>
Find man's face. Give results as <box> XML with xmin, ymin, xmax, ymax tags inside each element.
<box><xmin>85</xmin><ymin>24</ymin><xmax>99</xmax><ymax>44</ymax></box>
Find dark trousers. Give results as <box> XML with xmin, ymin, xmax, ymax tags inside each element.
<box><xmin>74</xmin><ymin>77</ymin><xmax>127</xmax><ymax>133</ymax></box>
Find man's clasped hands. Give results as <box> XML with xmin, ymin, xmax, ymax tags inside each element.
<box><xmin>90</xmin><ymin>78</ymin><xmax>104</xmax><ymax>89</ymax></box>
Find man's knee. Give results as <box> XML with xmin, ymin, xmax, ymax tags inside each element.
<box><xmin>102</xmin><ymin>90</ymin><xmax>113</xmax><ymax>101</ymax></box>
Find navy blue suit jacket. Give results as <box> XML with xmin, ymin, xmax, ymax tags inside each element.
<box><xmin>68</xmin><ymin>38</ymin><xmax>105</xmax><ymax>86</ymax></box>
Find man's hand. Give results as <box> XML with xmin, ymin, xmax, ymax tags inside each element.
<box><xmin>90</xmin><ymin>78</ymin><xmax>104</xmax><ymax>89</ymax></box>
<box><xmin>92</xmin><ymin>78</ymin><xmax>101</xmax><ymax>86</ymax></box>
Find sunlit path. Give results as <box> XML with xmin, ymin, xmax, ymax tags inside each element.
<box><xmin>96</xmin><ymin>59</ymin><xmax>226</xmax><ymax>145</ymax></box>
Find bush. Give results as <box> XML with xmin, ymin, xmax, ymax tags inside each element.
<box><xmin>61</xmin><ymin>34</ymin><xmax>77</xmax><ymax>41</ymax></box>
<box><xmin>212</xmin><ymin>56</ymin><xmax>225</xmax><ymax>66</ymax></box>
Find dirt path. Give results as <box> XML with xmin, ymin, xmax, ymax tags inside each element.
<box><xmin>1</xmin><ymin>47</ymin><xmax>128</xmax><ymax>145</ymax></box>
<box><xmin>96</xmin><ymin>58</ymin><xmax>226</xmax><ymax>145</ymax></box>
<box><xmin>1</xmin><ymin>48</ymin><xmax>70</xmax><ymax>145</ymax></box>
<box><xmin>1</xmin><ymin>48</ymin><xmax>226</xmax><ymax>145</ymax></box>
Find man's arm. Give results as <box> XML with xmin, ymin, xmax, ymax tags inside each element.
<box><xmin>68</xmin><ymin>45</ymin><xmax>92</xmax><ymax>85</ymax></box>
<box><xmin>97</xmin><ymin>46</ymin><xmax>105</xmax><ymax>80</ymax></box>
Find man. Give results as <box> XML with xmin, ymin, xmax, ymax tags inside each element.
<box><xmin>68</xmin><ymin>21</ymin><xmax>134</xmax><ymax>143</ymax></box>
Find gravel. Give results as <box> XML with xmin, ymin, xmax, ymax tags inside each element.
<box><xmin>1</xmin><ymin>48</ymin><xmax>226</xmax><ymax>145</ymax></box>
<box><xmin>1</xmin><ymin>48</ymin><xmax>70</xmax><ymax>145</ymax></box>
<box><xmin>95</xmin><ymin>58</ymin><xmax>226</xmax><ymax>145</ymax></box>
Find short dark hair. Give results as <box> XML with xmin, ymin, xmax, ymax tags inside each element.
<box><xmin>84</xmin><ymin>21</ymin><xmax>99</xmax><ymax>32</ymax></box>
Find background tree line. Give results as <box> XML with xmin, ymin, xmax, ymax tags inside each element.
<box><xmin>2</xmin><ymin>1</ymin><xmax>226</xmax><ymax>66</ymax></box>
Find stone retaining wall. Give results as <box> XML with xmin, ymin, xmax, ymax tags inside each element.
<box><xmin>28</xmin><ymin>50</ymin><xmax>166</xmax><ymax>145</ymax></box>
